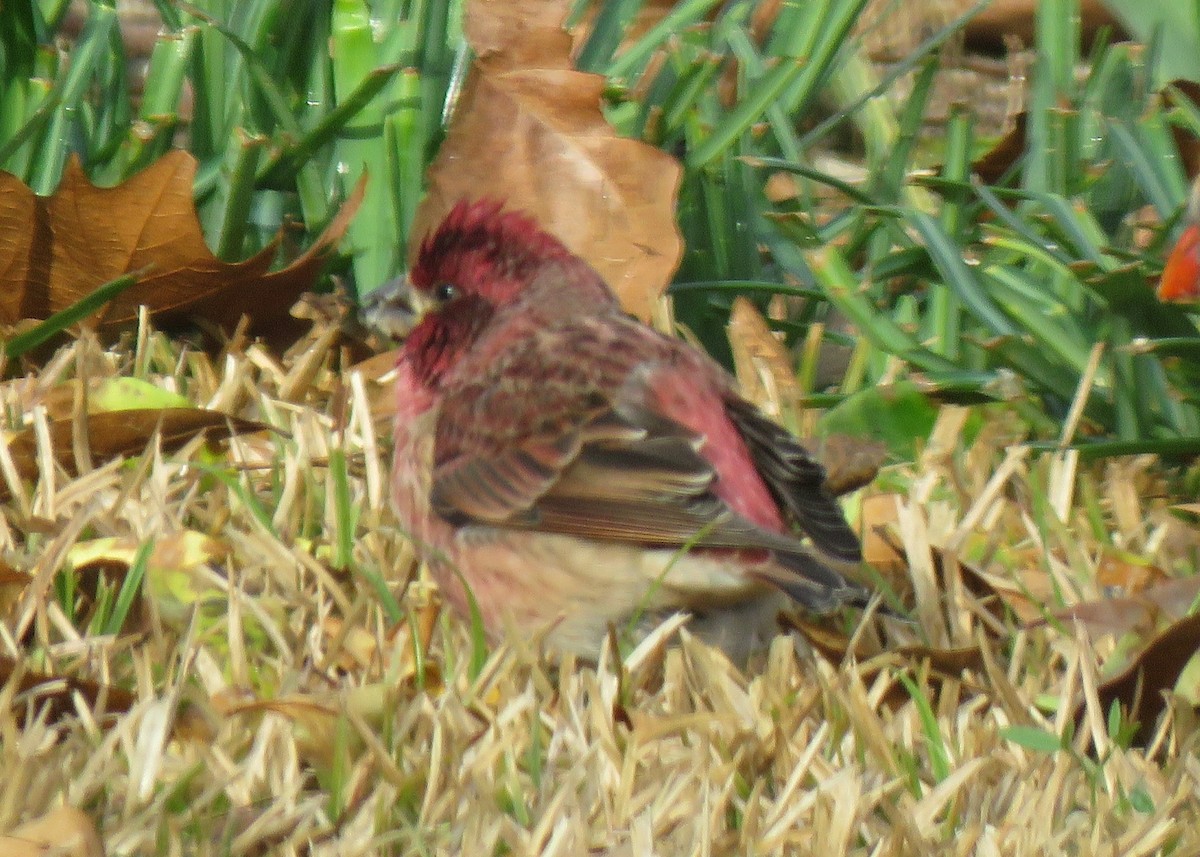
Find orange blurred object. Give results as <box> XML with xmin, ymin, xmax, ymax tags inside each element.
<box><xmin>1159</xmin><ymin>180</ymin><xmax>1200</xmax><ymax>303</ymax></box>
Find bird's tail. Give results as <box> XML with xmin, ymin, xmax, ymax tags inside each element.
<box><xmin>768</xmin><ymin>549</ymin><xmax>911</xmax><ymax>622</ymax></box>
<box><xmin>751</xmin><ymin>549</ymin><xmax>862</xmax><ymax>611</ymax></box>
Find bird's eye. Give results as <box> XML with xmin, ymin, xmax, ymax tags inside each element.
<box><xmin>434</xmin><ymin>283</ymin><xmax>458</xmax><ymax>303</ymax></box>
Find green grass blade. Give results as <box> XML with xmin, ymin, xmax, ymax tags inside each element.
<box><xmin>4</xmin><ymin>273</ymin><xmax>142</xmax><ymax>359</ymax></box>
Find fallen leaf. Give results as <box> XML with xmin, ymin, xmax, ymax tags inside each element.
<box><xmin>222</xmin><ymin>681</ymin><xmax>415</xmax><ymax>769</ymax></box>
<box><xmin>965</xmin><ymin>0</ymin><xmax>1121</xmax><ymax>51</ymax></box>
<box><xmin>0</xmin><ymin>654</ymin><xmax>135</xmax><ymax>724</ymax></box>
<box><xmin>39</xmin><ymin>376</ymin><xmax>193</xmax><ymax>422</ymax></box>
<box><xmin>89</xmin><ymin>376</ymin><xmax>191</xmax><ymax>412</ymax></box>
<box><xmin>1040</xmin><ymin>575</ymin><xmax>1200</xmax><ymax>639</ymax></box>
<box><xmin>1095</xmin><ymin>550</ymin><xmax>1168</xmax><ymax>593</ymax></box>
<box><xmin>786</xmin><ymin>614</ymin><xmax>984</xmax><ymax>673</ymax></box>
<box><xmin>817</xmin><ymin>434</ymin><xmax>887</xmax><ymax>497</ymax></box>
<box><xmin>851</xmin><ymin>511</ymin><xmax>1021</xmax><ymax>626</ymax></box>
<box><xmin>4</xmin><ymin>408</ymin><xmax>271</xmax><ymax>482</ymax></box>
<box><xmin>67</xmin><ymin>531</ymin><xmax>232</xmax><ymax>629</ymax></box>
<box><xmin>727</xmin><ymin>297</ymin><xmax>800</xmax><ymax>419</ymax></box>
<box><xmin>468</xmin><ymin>0</ymin><xmax>572</xmax><ymax>65</ymax></box>
<box><xmin>783</xmin><ymin>614</ymin><xmax>987</xmax><ymax>709</ymax></box>
<box><xmin>819</xmin><ymin>381</ymin><xmax>939</xmax><ymax>462</ymax></box>
<box><xmin>1074</xmin><ymin>612</ymin><xmax>1200</xmax><ymax>746</ymax></box>
<box><xmin>0</xmin><ymin>560</ymin><xmax>30</xmax><ymax>616</ymax></box>
<box><xmin>0</xmin><ymin>151</ymin><xmax>362</xmax><ymax>335</ymax></box>
<box><xmin>0</xmin><ymin>806</ymin><xmax>105</xmax><ymax>857</ymax></box>
<box><xmin>1165</xmin><ymin>81</ymin><xmax>1200</xmax><ymax>181</ymax></box>
<box><xmin>409</xmin><ymin>0</ymin><xmax>683</xmax><ymax>322</ymax></box>
<box><xmin>966</xmin><ymin>112</ymin><xmax>1027</xmax><ymax>186</ymax></box>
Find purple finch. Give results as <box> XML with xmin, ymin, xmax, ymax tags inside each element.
<box><xmin>391</xmin><ymin>200</ymin><xmax>871</xmax><ymax>657</ymax></box>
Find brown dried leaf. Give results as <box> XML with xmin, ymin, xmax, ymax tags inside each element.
<box><xmin>410</xmin><ymin>0</ymin><xmax>683</xmax><ymax>322</ymax></box>
<box><xmin>965</xmin><ymin>0</ymin><xmax>1121</xmax><ymax>50</ymax></box>
<box><xmin>468</xmin><ymin>0</ymin><xmax>573</xmax><ymax>65</ymax></box>
<box><xmin>0</xmin><ymin>654</ymin><xmax>135</xmax><ymax>725</ymax></box>
<box><xmin>0</xmin><ymin>558</ymin><xmax>30</xmax><ymax>617</ymax></box>
<box><xmin>854</xmin><ymin>506</ymin><xmax>1019</xmax><ymax>627</ymax></box>
<box><xmin>727</xmin><ymin>297</ymin><xmax>799</xmax><ymax>418</ymax></box>
<box><xmin>0</xmin><ymin>806</ymin><xmax>105</xmax><ymax>857</ymax></box>
<box><xmin>222</xmin><ymin>682</ymin><xmax>414</xmax><ymax>768</ymax></box>
<box><xmin>0</xmin><ymin>151</ymin><xmax>362</xmax><ymax>335</ymax></box>
<box><xmin>784</xmin><ymin>614</ymin><xmax>986</xmax><ymax>709</ymax></box>
<box><xmin>5</xmin><ymin>408</ymin><xmax>271</xmax><ymax>481</ymax></box>
<box><xmin>1075</xmin><ymin>612</ymin><xmax>1200</xmax><ymax>745</ymax></box>
<box><xmin>967</xmin><ymin>112</ymin><xmax>1027</xmax><ymax>186</ymax></box>
<box><xmin>1165</xmin><ymin>80</ymin><xmax>1200</xmax><ymax>181</ymax></box>
<box><xmin>1045</xmin><ymin>575</ymin><xmax>1200</xmax><ymax>639</ymax></box>
<box><xmin>860</xmin><ymin>493</ymin><xmax>906</xmax><ymax>572</ymax></box>
<box><xmin>786</xmin><ymin>615</ymin><xmax>984</xmax><ymax>674</ymax></box>
<box><xmin>818</xmin><ymin>433</ymin><xmax>887</xmax><ymax>497</ymax></box>
<box><xmin>1095</xmin><ymin>551</ymin><xmax>1168</xmax><ymax>593</ymax></box>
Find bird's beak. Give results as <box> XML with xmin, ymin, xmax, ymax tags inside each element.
<box><xmin>359</xmin><ymin>275</ymin><xmax>429</xmax><ymax>341</ymax></box>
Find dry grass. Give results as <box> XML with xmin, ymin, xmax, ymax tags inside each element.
<box><xmin>1</xmin><ymin>321</ymin><xmax>1198</xmax><ymax>856</ymax></box>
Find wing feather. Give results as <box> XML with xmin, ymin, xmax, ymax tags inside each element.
<box><xmin>725</xmin><ymin>399</ymin><xmax>862</xmax><ymax>562</ymax></box>
<box><xmin>427</xmin><ymin>314</ymin><xmax>864</xmax><ymax>609</ymax></box>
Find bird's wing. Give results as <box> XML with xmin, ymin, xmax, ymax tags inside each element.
<box><xmin>724</xmin><ymin>399</ymin><xmax>862</xmax><ymax>562</ymax></box>
<box><xmin>430</xmin><ymin>318</ymin><xmax>799</xmax><ymax>554</ymax></box>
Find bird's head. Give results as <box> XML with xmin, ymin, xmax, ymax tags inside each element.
<box><xmin>389</xmin><ymin>200</ymin><xmax>613</xmax><ymax>388</ymax></box>
<box><xmin>409</xmin><ymin>199</ymin><xmax>577</xmax><ymax>307</ymax></box>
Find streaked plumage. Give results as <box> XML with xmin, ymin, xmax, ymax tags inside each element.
<box><xmin>392</xmin><ymin>200</ymin><xmax>870</xmax><ymax>656</ymax></box>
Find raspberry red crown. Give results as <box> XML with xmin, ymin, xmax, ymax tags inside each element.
<box><xmin>410</xmin><ymin>200</ymin><xmax>572</xmax><ymax>301</ymax></box>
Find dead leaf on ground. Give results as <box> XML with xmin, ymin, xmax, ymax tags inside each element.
<box><xmin>967</xmin><ymin>112</ymin><xmax>1027</xmax><ymax>186</ymax></box>
<box><xmin>818</xmin><ymin>434</ymin><xmax>887</xmax><ymax>498</ymax></box>
<box><xmin>220</xmin><ymin>682</ymin><xmax>409</xmax><ymax>769</ymax></box>
<box><xmin>0</xmin><ymin>151</ymin><xmax>362</xmax><ymax>336</ymax></box>
<box><xmin>787</xmin><ymin>614</ymin><xmax>985</xmax><ymax>673</ymax></box>
<box><xmin>0</xmin><ymin>806</ymin><xmax>105</xmax><ymax>857</ymax></box>
<box><xmin>1074</xmin><ymin>612</ymin><xmax>1200</xmax><ymax>746</ymax></box>
<box><xmin>0</xmin><ymin>559</ymin><xmax>30</xmax><ymax>616</ymax></box>
<box><xmin>1165</xmin><ymin>80</ymin><xmax>1200</xmax><ymax>181</ymax></box>
<box><xmin>1095</xmin><ymin>551</ymin><xmax>1169</xmax><ymax>593</ymax></box>
<box><xmin>4</xmin><ymin>407</ymin><xmax>271</xmax><ymax>483</ymax></box>
<box><xmin>728</xmin><ymin>297</ymin><xmax>800</xmax><ymax>420</ymax></box>
<box><xmin>409</xmin><ymin>0</ymin><xmax>683</xmax><ymax>322</ymax></box>
<box><xmin>965</xmin><ymin>0</ymin><xmax>1121</xmax><ymax>51</ymax></box>
<box><xmin>321</xmin><ymin>599</ymin><xmax>440</xmax><ymax>682</ymax></box>
<box><xmin>855</xmin><ymin>500</ymin><xmax>1014</xmax><ymax>623</ymax></box>
<box><xmin>1041</xmin><ymin>575</ymin><xmax>1200</xmax><ymax>639</ymax></box>
<box><xmin>0</xmin><ymin>654</ymin><xmax>135</xmax><ymax>725</ymax></box>
<box><xmin>65</xmin><ymin>531</ymin><xmax>232</xmax><ymax>632</ymax></box>
<box><xmin>784</xmin><ymin>614</ymin><xmax>987</xmax><ymax>709</ymax></box>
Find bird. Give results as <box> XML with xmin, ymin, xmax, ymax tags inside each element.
<box><xmin>388</xmin><ymin>199</ymin><xmax>871</xmax><ymax>658</ymax></box>
<box><xmin>1159</xmin><ymin>176</ymin><xmax>1200</xmax><ymax>302</ymax></box>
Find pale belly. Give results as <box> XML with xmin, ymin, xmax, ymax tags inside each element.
<box><xmin>392</xmin><ymin>400</ymin><xmax>782</xmax><ymax>658</ymax></box>
<box><xmin>437</xmin><ymin>525</ymin><xmax>781</xmax><ymax>657</ymax></box>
